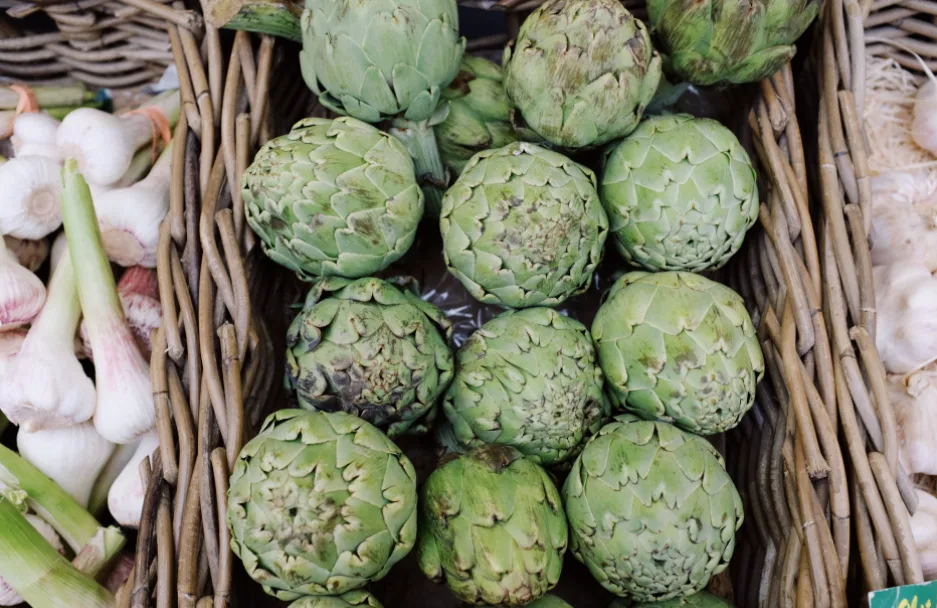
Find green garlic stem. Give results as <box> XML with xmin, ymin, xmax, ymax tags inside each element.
<box><xmin>60</xmin><ymin>159</ymin><xmax>126</xmax><ymax>342</ymax></box>
<box><xmin>0</xmin><ymin>498</ymin><xmax>115</xmax><ymax>608</ymax></box>
<box><xmin>26</xmin><ymin>250</ymin><xmax>80</xmax><ymax>346</ymax></box>
<box><xmin>0</xmin><ymin>84</ymin><xmax>90</xmax><ymax>110</ymax></box>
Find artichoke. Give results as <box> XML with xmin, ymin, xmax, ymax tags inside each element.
<box><xmin>591</xmin><ymin>272</ymin><xmax>764</xmax><ymax>435</ymax></box>
<box><xmin>436</xmin><ymin>55</ymin><xmax>519</xmax><ymax>179</ymax></box>
<box><xmin>600</xmin><ymin>114</ymin><xmax>759</xmax><ymax>272</ymax></box>
<box><xmin>227</xmin><ymin>410</ymin><xmax>418</xmax><ymax>600</ymax></box>
<box><xmin>563</xmin><ymin>415</ymin><xmax>744</xmax><ymax>602</ymax></box>
<box><xmin>418</xmin><ymin>445</ymin><xmax>568</xmax><ymax>606</ymax></box>
<box><xmin>632</xmin><ymin>591</ymin><xmax>734</xmax><ymax>607</ymax></box>
<box><xmin>243</xmin><ymin>117</ymin><xmax>422</xmax><ymax>279</ymax></box>
<box><xmin>289</xmin><ymin>591</ymin><xmax>384</xmax><ymax>608</ymax></box>
<box><xmin>440</xmin><ymin>142</ymin><xmax>608</xmax><ymax>308</ymax></box>
<box><xmin>648</xmin><ymin>0</ymin><xmax>820</xmax><ymax>85</ymax></box>
<box><xmin>286</xmin><ymin>277</ymin><xmax>454</xmax><ymax>437</ymax></box>
<box><xmin>502</xmin><ymin>0</ymin><xmax>662</xmax><ymax>149</ymax></box>
<box><xmin>437</xmin><ymin>307</ymin><xmax>608</xmax><ymax>465</ymax></box>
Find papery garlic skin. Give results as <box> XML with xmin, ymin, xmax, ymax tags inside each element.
<box><xmin>889</xmin><ymin>367</ymin><xmax>937</xmax><ymax>475</ymax></box>
<box><xmin>874</xmin><ymin>263</ymin><xmax>937</xmax><ymax>374</ymax></box>
<box><xmin>912</xmin><ymin>488</ymin><xmax>937</xmax><ymax>580</ymax></box>
<box><xmin>870</xmin><ymin>172</ymin><xmax>937</xmax><ymax>272</ymax></box>
<box><xmin>0</xmin><ymin>155</ymin><xmax>63</xmax><ymax>240</ymax></box>
<box><xmin>91</xmin><ymin>323</ymin><xmax>155</xmax><ymax>444</ymax></box>
<box><xmin>3</xmin><ymin>236</ymin><xmax>49</xmax><ymax>273</ymax></box>
<box><xmin>56</xmin><ymin>109</ymin><xmax>152</xmax><ymax>187</ymax></box>
<box><xmin>80</xmin><ymin>267</ymin><xmax>161</xmax><ymax>360</ymax></box>
<box><xmin>17</xmin><ymin>422</ymin><xmax>115</xmax><ymax>507</ymax></box>
<box><xmin>0</xmin><ymin>239</ymin><xmax>45</xmax><ymax>332</ymax></box>
<box><xmin>913</xmin><ymin>79</ymin><xmax>937</xmax><ymax>157</ymax></box>
<box><xmin>0</xmin><ymin>253</ymin><xmax>95</xmax><ymax>430</ymax></box>
<box><xmin>0</xmin><ymin>514</ymin><xmax>65</xmax><ymax>605</ymax></box>
<box><xmin>12</xmin><ymin>113</ymin><xmax>61</xmax><ymax>161</ymax></box>
<box><xmin>107</xmin><ymin>432</ymin><xmax>158</xmax><ymax>528</ymax></box>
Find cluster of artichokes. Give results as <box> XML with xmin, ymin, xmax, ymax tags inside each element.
<box><xmin>229</xmin><ymin>0</ymin><xmax>818</xmax><ymax>601</ymax></box>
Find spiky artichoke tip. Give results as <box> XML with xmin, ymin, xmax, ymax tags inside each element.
<box><xmin>286</xmin><ymin>276</ymin><xmax>454</xmax><ymax>437</ymax></box>
<box><xmin>437</xmin><ymin>307</ymin><xmax>608</xmax><ymax>465</ymax></box>
<box><xmin>440</xmin><ymin>142</ymin><xmax>608</xmax><ymax>309</ymax></box>
<box><xmin>563</xmin><ymin>415</ymin><xmax>744</xmax><ymax>602</ymax></box>
<box><xmin>591</xmin><ymin>271</ymin><xmax>764</xmax><ymax>435</ymax></box>
<box><xmin>242</xmin><ymin>117</ymin><xmax>423</xmax><ymax>280</ymax></box>
<box><xmin>502</xmin><ymin>0</ymin><xmax>662</xmax><ymax>149</ymax></box>
<box><xmin>418</xmin><ymin>445</ymin><xmax>568</xmax><ymax>606</ymax></box>
<box><xmin>227</xmin><ymin>410</ymin><xmax>418</xmax><ymax>600</ymax></box>
<box><xmin>600</xmin><ymin>113</ymin><xmax>759</xmax><ymax>272</ymax></box>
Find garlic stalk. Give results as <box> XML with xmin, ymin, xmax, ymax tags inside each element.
<box><xmin>80</xmin><ymin>266</ymin><xmax>161</xmax><ymax>361</ymax></box>
<box><xmin>912</xmin><ymin>488</ymin><xmax>937</xmax><ymax>580</ymax></box>
<box><xmin>0</xmin><ymin>155</ymin><xmax>63</xmax><ymax>239</ymax></box>
<box><xmin>4</xmin><ymin>236</ymin><xmax>50</xmax><ymax>272</ymax></box>
<box><xmin>56</xmin><ymin>90</ymin><xmax>180</xmax><ymax>186</ymax></box>
<box><xmin>0</xmin><ymin>248</ymin><xmax>95</xmax><ymax>430</ymax></box>
<box><xmin>107</xmin><ymin>432</ymin><xmax>158</xmax><ymax>528</ymax></box>
<box><xmin>61</xmin><ymin>159</ymin><xmax>155</xmax><ymax>444</ymax></box>
<box><xmin>89</xmin><ymin>143</ymin><xmax>172</xmax><ymax>267</ymax></box>
<box><xmin>88</xmin><ymin>440</ymin><xmax>139</xmax><ymax>517</ymax></box>
<box><xmin>0</xmin><ymin>514</ymin><xmax>65</xmax><ymax>606</ymax></box>
<box><xmin>0</xmin><ymin>236</ymin><xmax>45</xmax><ymax>332</ymax></box>
<box><xmin>17</xmin><ymin>423</ymin><xmax>115</xmax><ymax>508</ymax></box>
<box><xmin>0</xmin><ymin>499</ymin><xmax>114</xmax><ymax>608</ymax></box>
<box><xmin>112</xmin><ymin>146</ymin><xmax>155</xmax><ymax>189</ymax></box>
<box><xmin>12</xmin><ymin>112</ymin><xmax>60</xmax><ymax>161</ymax></box>
<box><xmin>889</xmin><ymin>367</ymin><xmax>937</xmax><ymax>475</ymax></box>
<box><xmin>874</xmin><ymin>263</ymin><xmax>937</xmax><ymax>374</ymax></box>
<box><xmin>50</xmin><ymin>231</ymin><xmax>67</xmax><ymax>274</ymax></box>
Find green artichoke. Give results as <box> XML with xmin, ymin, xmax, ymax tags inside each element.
<box><xmin>300</xmin><ymin>0</ymin><xmax>464</xmax><ymax>124</ymax></box>
<box><xmin>418</xmin><ymin>445</ymin><xmax>568</xmax><ymax>606</ymax></box>
<box><xmin>600</xmin><ymin>114</ymin><xmax>758</xmax><ymax>272</ymax></box>
<box><xmin>227</xmin><ymin>410</ymin><xmax>418</xmax><ymax>600</ymax></box>
<box><xmin>591</xmin><ymin>272</ymin><xmax>764</xmax><ymax>435</ymax></box>
<box><xmin>502</xmin><ymin>0</ymin><xmax>662</xmax><ymax>149</ymax></box>
<box><xmin>436</xmin><ymin>55</ymin><xmax>519</xmax><ymax>178</ymax></box>
<box><xmin>286</xmin><ymin>277</ymin><xmax>454</xmax><ymax>437</ymax></box>
<box><xmin>563</xmin><ymin>415</ymin><xmax>744</xmax><ymax>602</ymax></box>
<box><xmin>437</xmin><ymin>307</ymin><xmax>608</xmax><ymax>465</ymax></box>
<box><xmin>648</xmin><ymin>0</ymin><xmax>820</xmax><ymax>85</ymax></box>
<box><xmin>632</xmin><ymin>591</ymin><xmax>734</xmax><ymax>607</ymax></box>
<box><xmin>243</xmin><ymin>117</ymin><xmax>422</xmax><ymax>279</ymax></box>
<box><xmin>289</xmin><ymin>591</ymin><xmax>384</xmax><ymax>608</ymax></box>
<box><xmin>440</xmin><ymin>142</ymin><xmax>608</xmax><ymax>308</ymax></box>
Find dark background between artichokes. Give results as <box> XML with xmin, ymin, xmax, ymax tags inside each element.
<box><xmin>0</xmin><ymin>5</ymin><xmax>821</xmax><ymax>608</ymax></box>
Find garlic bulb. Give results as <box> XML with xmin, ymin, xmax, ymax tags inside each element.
<box><xmin>911</xmin><ymin>488</ymin><xmax>937</xmax><ymax>580</ymax></box>
<box><xmin>870</xmin><ymin>172</ymin><xmax>937</xmax><ymax>272</ymax></box>
<box><xmin>0</xmin><ymin>514</ymin><xmax>65</xmax><ymax>606</ymax></box>
<box><xmin>107</xmin><ymin>432</ymin><xmax>158</xmax><ymax>528</ymax></box>
<box><xmin>0</xmin><ymin>155</ymin><xmax>62</xmax><ymax>240</ymax></box>
<box><xmin>3</xmin><ymin>236</ymin><xmax>49</xmax><ymax>273</ymax></box>
<box><xmin>874</xmin><ymin>263</ymin><xmax>937</xmax><ymax>374</ymax></box>
<box><xmin>912</xmin><ymin>78</ymin><xmax>937</xmax><ymax>157</ymax></box>
<box><xmin>17</xmin><ymin>422</ymin><xmax>115</xmax><ymax>508</ymax></box>
<box><xmin>889</xmin><ymin>367</ymin><xmax>937</xmax><ymax>475</ymax></box>
<box><xmin>80</xmin><ymin>266</ymin><xmax>161</xmax><ymax>361</ymax></box>
<box><xmin>11</xmin><ymin>112</ymin><xmax>60</xmax><ymax>161</ymax></box>
<box><xmin>0</xmin><ymin>237</ymin><xmax>45</xmax><ymax>332</ymax></box>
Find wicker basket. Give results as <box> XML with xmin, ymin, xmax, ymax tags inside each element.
<box><xmin>0</xmin><ymin>0</ymin><xmax>919</xmax><ymax>604</ymax></box>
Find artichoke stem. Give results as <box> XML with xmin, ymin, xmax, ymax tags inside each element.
<box><xmin>390</xmin><ymin>118</ymin><xmax>449</xmax><ymax>215</ymax></box>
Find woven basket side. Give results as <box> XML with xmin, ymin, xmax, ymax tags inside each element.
<box><xmin>123</xmin><ymin>22</ymin><xmax>310</xmax><ymax>608</ymax></box>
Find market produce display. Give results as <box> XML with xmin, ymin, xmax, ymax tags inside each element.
<box><xmin>417</xmin><ymin>445</ymin><xmax>568</xmax><ymax>606</ymax></box>
<box><xmin>437</xmin><ymin>307</ymin><xmax>608</xmax><ymax>465</ymax></box>
<box><xmin>564</xmin><ymin>415</ymin><xmax>743</xmax><ymax>602</ymax></box>
<box><xmin>647</xmin><ymin>0</ymin><xmax>820</xmax><ymax>85</ymax></box>
<box><xmin>227</xmin><ymin>409</ymin><xmax>419</xmax><ymax>601</ymax></box>
<box><xmin>600</xmin><ymin>114</ymin><xmax>759</xmax><ymax>272</ymax></box>
<box><xmin>285</xmin><ymin>276</ymin><xmax>454</xmax><ymax>436</ymax></box>
<box><xmin>440</xmin><ymin>142</ymin><xmax>608</xmax><ymax>308</ymax></box>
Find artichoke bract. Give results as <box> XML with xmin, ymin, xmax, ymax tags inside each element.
<box><xmin>227</xmin><ymin>410</ymin><xmax>418</xmax><ymax>600</ymax></box>
<box><xmin>418</xmin><ymin>445</ymin><xmax>568</xmax><ymax>606</ymax></box>
<box><xmin>632</xmin><ymin>591</ymin><xmax>734</xmax><ymax>607</ymax></box>
<box><xmin>436</xmin><ymin>55</ymin><xmax>519</xmax><ymax>180</ymax></box>
<box><xmin>648</xmin><ymin>0</ymin><xmax>820</xmax><ymax>85</ymax></box>
<box><xmin>591</xmin><ymin>272</ymin><xmax>764</xmax><ymax>435</ymax></box>
<box><xmin>289</xmin><ymin>591</ymin><xmax>384</xmax><ymax>608</ymax></box>
<box><xmin>440</xmin><ymin>142</ymin><xmax>608</xmax><ymax>308</ymax></box>
<box><xmin>601</xmin><ymin>114</ymin><xmax>759</xmax><ymax>272</ymax></box>
<box><xmin>437</xmin><ymin>307</ymin><xmax>608</xmax><ymax>465</ymax></box>
<box><xmin>286</xmin><ymin>277</ymin><xmax>454</xmax><ymax>437</ymax></box>
<box><xmin>243</xmin><ymin>117</ymin><xmax>422</xmax><ymax>279</ymax></box>
<box><xmin>502</xmin><ymin>0</ymin><xmax>662</xmax><ymax>149</ymax></box>
<box><xmin>563</xmin><ymin>415</ymin><xmax>744</xmax><ymax>602</ymax></box>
